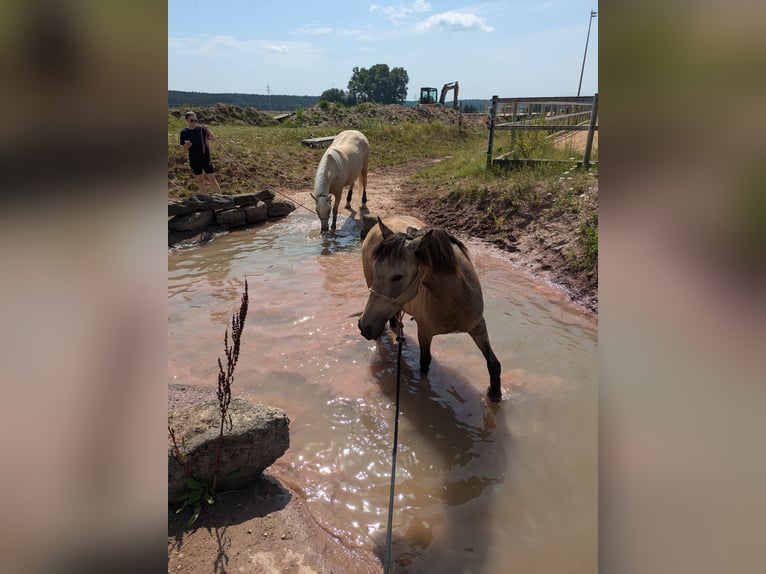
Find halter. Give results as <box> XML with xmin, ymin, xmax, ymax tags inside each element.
<box><xmin>368</xmin><ymin>268</ymin><xmax>421</xmax><ymax>307</ymax></box>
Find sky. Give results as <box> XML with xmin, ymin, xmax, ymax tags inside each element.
<box><xmin>168</xmin><ymin>1</ymin><xmax>598</xmax><ymax>101</ymax></box>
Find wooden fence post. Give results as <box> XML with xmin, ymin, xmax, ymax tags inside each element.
<box><xmin>486</xmin><ymin>95</ymin><xmax>498</xmax><ymax>169</ymax></box>
<box><xmin>582</xmin><ymin>92</ymin><xmax>598</xmax><ymax>166</ymax></box>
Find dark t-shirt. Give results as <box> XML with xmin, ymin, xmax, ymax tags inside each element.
<box><xmin>179</xmin><ymin>125</ymin><xmax>209</xmax><ymax>157</ymax></box>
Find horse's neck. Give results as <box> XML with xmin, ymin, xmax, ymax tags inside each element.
<box><xmin>420</xmin><ymin>252</ymin><xmax>473</xmax><ymax>293</ymax></box>
<box><xmin>315</xmin><ymin>151</ymin><xmax>339</xmax><ymax>197</ymax></box>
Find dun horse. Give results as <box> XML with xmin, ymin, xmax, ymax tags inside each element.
<box><xmin>310</xmin><ymin>130</ymin><xmax>370</xmax><ymax>232</ymax></box>
<box><xmin>358</xmin><ymin>216</ymin><xmax>502</xmax><ymax>401</ymax></box>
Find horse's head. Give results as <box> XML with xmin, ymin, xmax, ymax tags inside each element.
<box><xmin>310</xmin><ymin>193</ymin><xmax>332</xmax><ymax>232</ymax></box>
<box><xmin>358</xmin><ymin>218</ymin><xmax>423</xmax><ymax>340</ymax></box>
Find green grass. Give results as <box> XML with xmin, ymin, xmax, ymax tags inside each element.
<box><xmin>168</xmin><ymin>113</ymin><xmax>487</xmax><ymax>197</ymax></box>
<box><xmin>399</xmin><ymin>134</ymin><xmax>598</xmax><ymax>280</ymax></box>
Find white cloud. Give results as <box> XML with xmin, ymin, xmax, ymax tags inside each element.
<box><xmin>415</xmin><ymin>11</ymin><xmax>494</xmax><ymax>33</ymax></box>
<box><xmin>296</xmin><ymin>25</ymin><xmax>333</xmax><ymax>35</ymax></box>
<box><xmin>168</xmin><ymin>35</ymin><xmax>293</xmax><ymax>57</ymax></box>
<box><xmin>370</xmin><ymin>1</ymin><xmax>432</xmax><ymax>25</ymax></box>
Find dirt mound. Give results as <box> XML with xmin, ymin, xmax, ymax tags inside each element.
<box><xmin>171</xmin><ymin>104</ymin><xmax>278</xmax><ymax>126</ymax></box>
<box><xmin>295</xmin><ymin>101</ymin><xmax>486</xmax><ymax>128</ymax></box>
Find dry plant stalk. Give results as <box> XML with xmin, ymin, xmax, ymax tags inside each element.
<box><xmin>168</xmin><ymin>425</ymin><xmax>193</xmax><ymax>476</ymax></box>
<box><xmin>212</xmin><ymin>279</ymin><xmax>249</xmax><ymax>493</ymax></box>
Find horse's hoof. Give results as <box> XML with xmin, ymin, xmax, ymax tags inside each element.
<box><xmin>487</xmin><ymin>387</ymin><xmax>502</xmax><ymax>402</ymax></box>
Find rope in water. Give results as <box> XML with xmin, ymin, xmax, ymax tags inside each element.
<box><xmin>384</xmin><ymin>311</ymin><xmax>406</xmax><ymax>574</ymax></box>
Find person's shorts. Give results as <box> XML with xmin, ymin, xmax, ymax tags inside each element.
<box><xmin>189</xmin><ymin>153</ymin><xmax>215</xmax><ymax>176</ymax></box>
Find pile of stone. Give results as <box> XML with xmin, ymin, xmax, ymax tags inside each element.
<box><xmin>168</xmin><ymin>191</ymin><xmax>295</xmax><ymax>247</ymax></box>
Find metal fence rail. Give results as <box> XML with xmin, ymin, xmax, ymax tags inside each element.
<box><xmin>485</xmin><ymin>93</ymin><xmax>598</xmax><ymax>168</ymax></box>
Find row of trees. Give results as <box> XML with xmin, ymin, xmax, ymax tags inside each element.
<box><xmin>320</xmin><ymin>64</ymin><xmax>409</xmax><ymax>106</ymax></box>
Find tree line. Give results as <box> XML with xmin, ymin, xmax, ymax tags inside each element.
<box><xmin>170</xmin><ymin>64</ymin><xmax>486</xmax><ymax>112</ymax></box>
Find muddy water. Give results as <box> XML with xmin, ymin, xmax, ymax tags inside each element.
<box><xmin>168</xmin><ymin>209</ymin><xmax>597</xmax><ymax>573</ymax></box>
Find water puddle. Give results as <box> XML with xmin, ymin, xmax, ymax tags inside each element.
<box><xmin>169</xmin><ymin>210</ymin><xmax>597</xmax><ymax>572</ymax></box>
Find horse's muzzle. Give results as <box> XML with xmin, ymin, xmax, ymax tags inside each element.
<box><xmin>358</xmin><ymin>318</ymin><xmax>381</xmax><ymax>340</ymax></box>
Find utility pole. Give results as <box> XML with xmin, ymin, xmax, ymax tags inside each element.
<box><xmin>577</xmin><ymin>10</ymin><xmax>597</xmax><ymax>97</ymax></box>
<box><xmin>265</xmin><ymin>84</ymin><xmax>271</xmax><ymax>95</ymax></box>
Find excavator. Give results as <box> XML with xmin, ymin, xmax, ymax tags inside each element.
<box><xmin>418</xmin><ymin>81</ymin><xmax>459</xmax><ymax>109</ymax></box>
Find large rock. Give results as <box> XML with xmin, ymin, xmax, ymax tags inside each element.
<box><xmin>244</xmin><ymin>203</ymin><xmax>268</xmax><ymax>224</ymax></box>
<box><xmin>232</xmin><ymin>190</ymin><xmax>275</xmax><ymax>206</ymax></box>
<box><xmin>216</xmin><ymin>207</ymin><xmax>248</xmax><ymax>228</ymax></box>
<box><xmin>266</xmin><ymin>200</ymin><xmax>296</xmax><ymax>219</ymax></box>
<box><xmin>361</xmin><ymin>213</ymin><xmax>379</xmax><ymax>239</ymax></box>
<box><xmin>168</xmin><ymin>194</ymin><xmax>235</xmax><ymax>216</ymax></box>
<box><xmin>168</xmin><ymin>210</ymin><xmax>215</xmax><ymax>232</ymax></box>
<box><xmin>168</xmin><ymin>198</ymin><xmax>199</xmax><ymax>217</ymax></box>
<box><xmin>168</xmin><ymin>398</ymin><xmax>290</xmax><ymax>504</ymax></box>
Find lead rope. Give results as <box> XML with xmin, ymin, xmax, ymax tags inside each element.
<box><xmin>211</xmin><ymin>133</ymin><xmax>316</xmax><ymax>214</ymax></box>
<box><xmin>384</xmin><ymin>309</ymin><xmax>406</xmax><ymax>574</ymax></box>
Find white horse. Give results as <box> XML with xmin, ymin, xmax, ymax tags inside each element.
<box><xmin>310</xmin><ymin>130</ymin><xmax>370</xmax><ymax>232</ymax></box>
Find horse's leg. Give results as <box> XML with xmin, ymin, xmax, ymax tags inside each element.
<box><xmin>417</xmin><ymin>329</ymin><xmax>433</xmax><ymax>374</ymax></box>
<box><xmin>345</xmin><ymin>184</ymin><xmax>353</xmax><ymax>209</ymax></box>
<box><xmin>331</xmin><ymin>192</ymin><xmax>340</xmax><ymax>229</ymax></box>
<box><xmin>468</xmin><ymin>319</ymin><xmax>502</xmax><ymax>401</ymax></box>
<box><xmin>361</xmin><ymin>159</ymin><xmax>369</xmax><ymax>204</ymax></box>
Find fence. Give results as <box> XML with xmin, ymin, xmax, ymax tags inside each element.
<box><xmin>485</xmin><ymin>93</ymin><xmax>598</xmax><ymax>169</ymax></box>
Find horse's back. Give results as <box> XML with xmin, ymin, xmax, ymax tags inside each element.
<box><xmin>332</xmin><ymin>129</ymin><xmax>369</xmax><ymax>150</ymax></box>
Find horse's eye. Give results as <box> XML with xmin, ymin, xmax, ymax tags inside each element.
<box><xmin>392</xmin><ymin>274</ymin><xmax>403</xmax><ymax>282</ymax></box>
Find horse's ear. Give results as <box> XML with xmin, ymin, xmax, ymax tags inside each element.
<box><xmin>412</xmin><ymin>228</ymin><xmax>431</xmax><ymax>254</ymax></box>
<box><xmin>377</xmin><ymin>217</ymin><xmax>394</xmax><ymax>239</ymax></box>
<box><xmin>405</xmin><ymin>226</ymin><xmax>422</xmax><ymax>239</ymax></box>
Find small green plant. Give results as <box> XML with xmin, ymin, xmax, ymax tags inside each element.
<box><xmin>579</xmin><ymin>222</ymin><xmax>598</xmax><ymax>271</ymax></box>
<box><xmin>319</xmin><ymin>99</ymin><xmax>329</xmax><ymax>109</ymax></box>
<box><xmin>169</xmin><ymin>426</ymin><xmax>214</xmax><ymax>525</ymax></box>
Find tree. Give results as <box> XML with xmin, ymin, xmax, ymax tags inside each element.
<box><xmin>319</xmin><ymin>88</ymin><xmax>348</xmax><ymax>104</ymax></box>
<box><xmin>347</xmin><ymin>64</ymin><xmax>409</xmax><ymax>105</ymax></box>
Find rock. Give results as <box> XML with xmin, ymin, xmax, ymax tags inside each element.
<box><xmin>254</xmin><ymin>190</ymin><xmax>276</xmax><ymax>202</ymax></box>
<box><xmin>168</xmin><ymin>229</ymin><xmax>213</xmax><ymax>247</ymax></box>
<box><xmin>361</xmin><ymin>214</ymin><xmax>379</xmax><ymax>239</ymax></box>
<box><xmin>216</xmin><ymin>207</ymin><xmax>248</xmax><ymax>228</ymax></box>
<box><xmin>168</xmin><ymin>210</ymin><xmax>215</xmax><ymax>232</ymax></box>
<box><xmin>266</xmin><ymin>200</ymin><xmax>296</xmax><ymax>219</ymax></box>
<box><xmin>168</xmin><ymin>398</ymin><xmax>290</xmax><ymax>505</ymax></box>
<box><xmin>244</xmin><ymin>203</ymin><xmax>268</xmax><ymax>224</ymax></box>
<box><xmin>168</xmin><ymin>194</ymin><xmax>235</xmax><ymax>216</ymax></box>
<box><xmin>168</xmin><ymin>199</ymin><xmax>199</xmax><ymax>217</ymax></box>
<box><xmin>232</xmin><ymin>190</ymin><xmax>275</xmax><ymax>205</ymax></box>
<box><xmin>231</xmin><ymin>193</ymin><xmax>261</xmax><ymax>207</ymax></box>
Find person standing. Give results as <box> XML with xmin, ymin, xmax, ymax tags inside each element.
<box><xmin>179</xmin><ymin>110</ymin><xmax>222</xmax><ymax>194</ymax></box>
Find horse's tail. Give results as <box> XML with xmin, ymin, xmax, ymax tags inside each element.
<box><xmin>358</xmin><ymin>150</ymin><xmax>369</xmax><ymax>192</ymax></box>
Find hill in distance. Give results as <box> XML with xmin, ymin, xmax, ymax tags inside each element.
<box><xmin>169</xmin><ymin>90</ymin><xmax>489</xmax><ymax>113</ymax></box>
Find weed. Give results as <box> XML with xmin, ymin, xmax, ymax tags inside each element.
<box><xmin>169</xmin><ymin>279</ymin><xmax>249</xmax><ymax>525</ymax></box>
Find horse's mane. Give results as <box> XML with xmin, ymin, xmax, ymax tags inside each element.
<box><xmin>416</xmin><ymin>228</ymin><xmax>469</xmax><ymax>274</ymax></box>
<box><xmin>372</xmin><ymin>232</ymin><xmax>409</xmax><ymax>261</ymax></box>
<box><xmin>314</xmin><ymin>149</ymin><xmax>340</xmax><ymax>196</ymax></box>
<box><xmin>373</xmin><ymin>227</ymin><xmax>469</xmax><ymax>275</ymax></box>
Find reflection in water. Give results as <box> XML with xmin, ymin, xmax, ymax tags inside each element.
<box><xmin>169</xmin><ymin>210</ymin><xmax>597</xmax><ymax>573</ymax></box>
